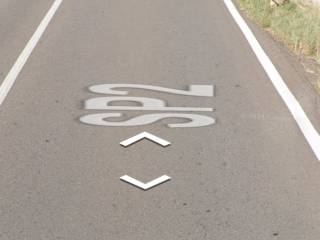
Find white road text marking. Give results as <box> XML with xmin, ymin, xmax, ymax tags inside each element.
<box><xmin>81</xmin><ymin>84</ymin><xmax>215</xmax><ymax>128</ymax></box>
<box><xmin>85</xmin><ymin>96</ymin><xmax>213</xmax><ymax>112</ymax></box>
<box><xmin>81</xmin><ymin>113</ymin><xmax>215</xmax><ymax>128</ymax></box>
<box><xmin>90</xmin><ymin>84</ymin><xmax>214</xmax><ymax>96</ymax></box>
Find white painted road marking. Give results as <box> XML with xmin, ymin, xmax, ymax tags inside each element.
<box><xmin>86</xmin><ymin>105</ymin><xmax>213</xmax><ymax>112</ymax></box>
<box><xmin>80</xmin><ymin>113</ymin><xmax>215</xmax><ymax>128</ymax></box>
<box><xmin>89</xmin><ymin>84</ymin><xmax>214</xmax><ymax>96</ymax></box>
<box><xmin>120</xmin><ymin>175</ymin><xmax>171</xmax><ymax>190</ymax></box>
<box><xmin>0</xmin><ymin>0</ymin><xmax>63</xmax><ymax>107</ymax></box>
<box><xmin>84</xmin><ymin>97</ymin><xmax>213</xmax><ymax>112</ymax></box>
<box><xmin>81</xmin><ymin>84</ymin><xmax>216</xmax><ymax>128</ymax></box>
<box><xmin>85</xmin><ymin>96</ymin><xmax>213</xmax><ymax>112</ymax></box>
<box><xmin>120</xmin><ymin>131</ymin><xmax>171</xmax><ymax>147</ymax></box>
<box><xmin>224</xmin><ymin>0</ymin><xmax>320</xmax><ymax>161</ymax></box>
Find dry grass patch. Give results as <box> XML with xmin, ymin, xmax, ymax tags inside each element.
<box><xmin>238</xmin><ymin>0</ymin><xmax>320</xmax><ymax>63</ymax></box>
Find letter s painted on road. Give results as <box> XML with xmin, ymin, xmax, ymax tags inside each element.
<box><xmin>80</xmin><ymin>113</ymin><xmax>215</xmax><ymax>128</ymax></box>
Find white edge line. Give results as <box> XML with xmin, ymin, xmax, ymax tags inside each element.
<box><xmin>224</xmin><ymin>0</ymin><xmax>320</xmax><ymax>160</ymax></box>
<box><xmin>0</xmin><ymin>0</ymin><xmax>63</xmax><ymax>107</ymax></box>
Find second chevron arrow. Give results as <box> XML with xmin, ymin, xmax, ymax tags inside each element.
<box><xmin>120</xmin><ymin>175</ymin><xmax>171</xmax><ymax>190</ymax></box>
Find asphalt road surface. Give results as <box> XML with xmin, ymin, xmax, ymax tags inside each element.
<box><xmin>1</xmin><ymin>0</ymin><xmax>320</xmax><ymax>239</ymax></box>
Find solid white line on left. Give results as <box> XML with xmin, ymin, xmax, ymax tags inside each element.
<box><xmin>0</xmin><ymin>0</ymin><xmax>63</xmax><ymax>107</ymax></box>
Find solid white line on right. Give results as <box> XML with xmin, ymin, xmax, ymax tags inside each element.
<box><xmin>0</xmin><ymin>0</ymin><xmax>63</xmax><ymax>107</ymax></box>
<box><xmin>224</xmin><ymin>0</ymin><xmax>320</xmax><ymax>161</ymax></box>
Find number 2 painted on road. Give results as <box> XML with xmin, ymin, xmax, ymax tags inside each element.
<box><xmin>89</xmin><ymin>84</ymin><xmax>214</xmax><ymax>96</ymax></box>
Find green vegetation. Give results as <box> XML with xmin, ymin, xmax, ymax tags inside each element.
<box><xmin>238</xmin><ymin>0</ymin><xmax>320</xmax><ymax>63</ymax></box>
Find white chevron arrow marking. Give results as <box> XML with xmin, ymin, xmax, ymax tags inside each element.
<box><xmin>120</xmin><ymin>175</ymin><xmax>171</xmax><ymax>190</ymax></box>
<box><xmin>120</xmin><ymin>131</ymin><xmax>170</xmax><ymax>147</ymax></box>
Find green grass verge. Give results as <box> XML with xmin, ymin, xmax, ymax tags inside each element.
<box><xmin>237</xmin><ymin>0</ymin><xmax>320</xmax><ymax>63</ymax></box>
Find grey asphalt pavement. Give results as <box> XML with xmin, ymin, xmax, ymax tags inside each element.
<box><xmin>1</xmin><ymin>0</ymin><xmax>320</xmax><ymax>239</ymax></box>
